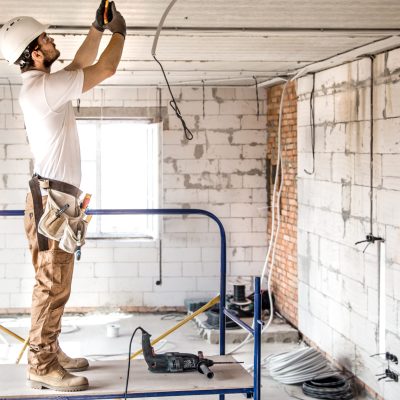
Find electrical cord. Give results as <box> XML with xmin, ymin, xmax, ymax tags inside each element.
<box><xmin>124</xmin><ymin>326</ymin><xmax>147</xmax><ymax>400</ymax></box>
<box><xmin>151</xmin><ymin>0</ymin><xmax>178</xmax><ymax>56</ymax></box>
<box><xmin>152</xmin><ymin>55</ymin><xmax>193</xmax><ymax>140</ymax></box>
<box><xmin>151</xmin><ymin>0</ymin><xmax>193</xmax><ymax>141</ymax></box>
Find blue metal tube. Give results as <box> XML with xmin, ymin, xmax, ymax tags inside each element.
<box><xmin>14</xmin><ymin>387</ymin><xmax>253</xmax><ymax>400</ymax></box>
<box><xmin>0</xmin><ymin>208</ymin><xmax>227</xmax><ymax>355</ymax></box>
<box><xmin>253</xmin><ymin>277</ymin><xmax>261</xmax><ymax>400</ymax></box>
<box><xmin>0</xmin><ymin>210</ymin><xmax>23</xmax><ymax>216</ymax></box>
<box><xmin>0</xmin><ymin>208</ymin><xmax>264</xmax><ymax>400</ymax></box>
<box><xmin>224</xmin><ymin>309</ymin><xmax>254</xmax><ymax>335</ymax></box>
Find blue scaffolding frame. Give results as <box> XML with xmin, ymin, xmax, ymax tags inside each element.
<box><xmin>0</xmin><ymin>208</ymin><xmax>262</xmax><ymax>400</ymax></box>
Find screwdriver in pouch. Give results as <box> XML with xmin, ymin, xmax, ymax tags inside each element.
<box><xmin>76</xmin><ymin>230</ymin><xmax>82</xmax><ymax>261</ymax></box>
<box><xmin>55</xmin><ymin>204</ymin><xmax>69</xmax><ymax>218</ymax></box>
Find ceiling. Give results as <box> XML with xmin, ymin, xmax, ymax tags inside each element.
<box><xmin>1</xmin><ymin>0</ymin><xmax>400</xmax><ymax>86</ymax></box>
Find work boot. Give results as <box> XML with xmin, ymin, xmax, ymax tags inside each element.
<box><xmin>27</xmin><ymin>366</ymin><xmax>89</xmax><ymax>391</ymax></box>
<box><xmin>57</xmin><ymin>348</ymin><xmax>89</xmax><ymax>372</ymax></box>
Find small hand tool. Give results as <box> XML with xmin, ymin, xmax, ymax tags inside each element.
<box><xmin>55</xmin><ymin>204</ymin><xmax>69</xmax><ymax>218</ymax></box>
<box><xmin>104</xmin><ymin>0</ymin><xmax>110</xmax><ymax>24</ymax></box>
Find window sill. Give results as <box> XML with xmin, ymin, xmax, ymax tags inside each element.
<box><xmin>86</xmin><ymin>234</ymin><xmax>156</xmax><ymax>242</ymax></box>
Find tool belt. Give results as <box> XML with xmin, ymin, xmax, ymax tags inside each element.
<box><xmin>29</xmin><ymin>174</ymin><xmax>87</xmax><ymax>254</ymax></box>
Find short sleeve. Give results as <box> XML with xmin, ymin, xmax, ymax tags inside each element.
<box><xmin>44</xmin><ymin>69</ymin><xmax>84</xmax><ymax>111</ymax></box>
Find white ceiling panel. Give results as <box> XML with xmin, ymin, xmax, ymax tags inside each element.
<box><xmin>1</xmin><ymin>1</ymin><xmax>400</xmax><ymax>86</ymax></box>
<box><xmin>2</xmin><ymin>0</ymin><xmax>400</xmax><ymax>29</ymax></box>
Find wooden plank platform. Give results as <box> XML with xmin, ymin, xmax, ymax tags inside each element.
<box><xmin>0</xmin><ymin>356</ymin><xmax>254</xmax><ymax>399</ymax></box>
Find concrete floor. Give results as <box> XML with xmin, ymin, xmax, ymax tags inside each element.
<box><xmin>0</xmin><ymin>313</ymin><xmax>366</xmax><ymax>399</ymax></box>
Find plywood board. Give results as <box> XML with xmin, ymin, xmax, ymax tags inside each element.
<box><xmin>0</xmin><ymin>355</ymin><xmax>253</xmax><ymax>399</ymax></box>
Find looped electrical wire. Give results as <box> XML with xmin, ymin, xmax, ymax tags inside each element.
<box><xmin>152</xmin><ymin>0</ymin><xmax>193</xmax><ymax>141</ymax></box>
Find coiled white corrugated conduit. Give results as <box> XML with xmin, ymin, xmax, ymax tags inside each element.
<box><xmin>265</xmin><ymin>347</ymin><xmax>334</xmax><ymax>384</ymax></box>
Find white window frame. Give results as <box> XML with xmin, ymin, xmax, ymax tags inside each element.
<box><xmin>77</xmin><ymin>118</ymin><xmax>162</xmax><ymax>240</ymax></box>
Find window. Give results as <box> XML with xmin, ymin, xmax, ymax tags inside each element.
<box><xmin>77</xmin><ymin>120</ymin><xmax>161</xmax><ymax>239</ymax></box>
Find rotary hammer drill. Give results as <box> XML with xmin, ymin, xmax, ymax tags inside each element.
<box><xmin>142</xmin><ymin>329</ymin><xmax>217</xmax><ymax>378</ymax></box>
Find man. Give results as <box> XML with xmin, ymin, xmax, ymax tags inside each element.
<box><xmin>0</xmin><ymin>1</ymin><xmax>125</xmax><ymax>392</ymax></box>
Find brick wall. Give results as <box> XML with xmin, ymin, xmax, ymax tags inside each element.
<box><xmin>266</xmin><ymin>82</ymin><xmax>298</xmax><ymax>326</ymax></box>
<box><xmin>0</xmin><ymin>84</ymin><xmax>268</xmax><ymax>312</ymax></box>
<box><xmin>297</xmin><ymin>50</ymin><xmax>400</xmax><ymax>400</ymax></box>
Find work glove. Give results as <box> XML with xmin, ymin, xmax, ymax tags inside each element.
<box><xmin>92</xmin><ymin>0</ymin><xmax>112</xmax><ymax>32</ymax></box>
<box><xmin>106</xmin><ymin>2</ymin><xmax>126</xmax><ymax>38</ymax></box>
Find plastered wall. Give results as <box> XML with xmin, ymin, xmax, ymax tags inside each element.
<box><xmin>297</xmin><ymin>50</ymin><xmax>400</xmax><ymax>399</ymax></box>
<box><xmin>0</xmin><ymin>84</ymin><xmax>268</xmax><ymax>312</ymax></box>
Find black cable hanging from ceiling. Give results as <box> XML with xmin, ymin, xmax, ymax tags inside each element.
<box><xmin>355</xmin><ymin>55</ymin><xmax>383</xmax><ymax>252</ymax></box>
<box><xmin>253</xmin><ymin>76</ymin><xmax>260</xmax><ymax>119</ymax></box>
<box><xmin>304</xmin><ymin>73</ymin><xmax>315</xmax><ymax>175</ymax></box>
<box><xmin>368</xmin><ymin>56</ymin><xmax>375</xmax><ymax>237</ymax></box>
<box><xmin>151</xmin><ymin>0</ymin><xmax>193</xmax><ymax>141</ymax></box>
<box><xmin>153</xmin><ymin>55</ymin><xmax>193</xmax><ymax>141</ymax></box>
<box><xmin>156</xmin><ymin>239</ymin><xmax>162</xmax><ymax>285</ymax></box>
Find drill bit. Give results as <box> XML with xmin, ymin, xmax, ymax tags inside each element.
<box><xmin>211</xmin><ymin>361</ymin><xmax>244</xmax><ymax>365</ymax></box>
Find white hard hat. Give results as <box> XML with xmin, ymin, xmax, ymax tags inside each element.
<box><xmin>0</xmin><ymin>16</ymin><xmax>50</xmax><ymax>64</ymax></box>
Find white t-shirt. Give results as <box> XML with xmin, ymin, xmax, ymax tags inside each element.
<box><xmin>19</xmin><ymin>69</ymin><xmax>84</xmax><ymax>188</ymax></box>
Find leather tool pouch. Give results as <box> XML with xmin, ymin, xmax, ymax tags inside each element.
<box><xmin>29</xmin><ymin>174</ymin><xmax>86</xmax><ymax>254</ymax></box>
<box><xmin>38</xmin><ymin>189</ymin><xmax>88</xmax><ymax>254</ymax></box>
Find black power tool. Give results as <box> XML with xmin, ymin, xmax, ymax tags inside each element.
<box><xmin>142</xmin><ymin>330</ymin><xmax>239</xmax><ymax>379</ymax></box>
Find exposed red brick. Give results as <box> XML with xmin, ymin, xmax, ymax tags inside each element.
<box><xmin>266</xmin><ymin>82</ymin><xmax>298</xmax><ymax>327</ymax></box>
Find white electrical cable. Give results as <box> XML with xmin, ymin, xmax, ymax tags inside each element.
<box><xmin>228</xmin><ymin>79</ymin><xmax>289</xmax><ymax>358</ymax></box>
<box><xmin>151</xmin><ymin>0</ymin><xmax>178</xmax><ymax>57</ymax></box>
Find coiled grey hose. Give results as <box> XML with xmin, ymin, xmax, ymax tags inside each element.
<box><xmin>265</xmin><ymin>347</ymin><xmax>334</xmax><ymax>384</ymax></box>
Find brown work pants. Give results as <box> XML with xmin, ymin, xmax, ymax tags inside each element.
<box><xmin>24</xmin><ymin>193</ymin><xmax>74</xmax><ymax>375</ymax></box>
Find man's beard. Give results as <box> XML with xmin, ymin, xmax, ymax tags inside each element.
<box><xmin>43</xmin><ymin>49</ymin><xmax>60</xmax><ymax>69</ymax></box>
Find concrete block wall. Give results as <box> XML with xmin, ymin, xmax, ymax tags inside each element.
<box><xmin>0</xmin><ymin>83</ymin><xmax>268</xmax><ymax>312</ymax></box>
<box><xmin>297</xmin><ymin>50</ymin><xmax>400</xmax><ymax>400</ymax></box>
